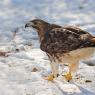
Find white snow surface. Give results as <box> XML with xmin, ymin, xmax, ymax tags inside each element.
<box><xmin>0</xmin><ymin>0</ymin><xmax>95</xmax><ymax>95</ymax></box>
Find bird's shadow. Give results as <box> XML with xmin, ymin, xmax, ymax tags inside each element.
<box><xmin>77</xmin><ymin>85</ymin><xmax>95</xmax><ymax>95</ymax></box>
<box><xmin>53</xmin><ymin>80</ymin><xmax>95</xmax><ymax>95</ymax></box>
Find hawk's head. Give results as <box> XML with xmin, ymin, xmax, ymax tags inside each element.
<box><xmin>25</xmin><ymin>19</ymin><xmax>61</xmax><ymax>41</ymax></box>
<box><xmin>25</xmin><ymin>19</ymin><xmax>49</xmax><ymax>31</ymax></box>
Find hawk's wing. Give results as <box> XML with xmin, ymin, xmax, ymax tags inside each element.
<box><xmin>40</xmin><ymin>28</ymin><xmax>95</xmax><ymax>54</ymax></box>
<box><xmin>63</xmin><ymin>26</ymin><xmax>89</xmax><ymax>35</ymax></box>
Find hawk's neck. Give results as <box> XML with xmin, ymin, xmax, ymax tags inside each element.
<box><xmin>37</xmin><ymin>24</ymin><xmax>61</xmax><ymax>42</ymax></box>
<box><xmin>37</xmin><ymin>24</ymin><xmax>50</xmax><ymax>42</ymax></box>
<box><xmin>37</xmin><ymin>28</ymin><xmax>46</xmax><ymax>42</ymax></box>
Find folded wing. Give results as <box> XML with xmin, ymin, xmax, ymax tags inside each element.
<box><xmin>40</xmin><ymin>27</ymin><xmax>95</xmax><ymax>54</ymax></box>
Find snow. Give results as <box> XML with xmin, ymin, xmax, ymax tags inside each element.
<box><xmin>0</xmin><ymin>0</ymin><xmax>95</xmax><ymax>95</ymax></box>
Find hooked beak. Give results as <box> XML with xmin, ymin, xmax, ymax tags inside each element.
<box><xmin>25</xmin><ymin>23</ymin><xmax>29</xmax><ymax>28</ymax></box>
<box><xmin>25</xmin><ymin>22</ymin><xmax>34</xmax><ymax>28</ymax></box>
<box><xmin>25</xmin><ymin>23</ymin><xmax>30</xmax><ymax>28</ymax></box>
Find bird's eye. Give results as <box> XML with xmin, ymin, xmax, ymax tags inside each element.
<box><xmin>34</xmin><ymin>22</ymin><xmax>37</xmax><ymax>25</ymax></box>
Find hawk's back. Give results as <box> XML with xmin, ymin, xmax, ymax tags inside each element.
<box><xmin>41</xmin><ymin>27</ymin><xmax>95</xmax><ymax>54</ymax></box>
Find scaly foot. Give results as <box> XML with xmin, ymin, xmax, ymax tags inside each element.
<box><xmin>43</xmin><ymin>74</ymin><xmax>54</xmax><ymax>81</ymax></box>
<box><xmin>63</xmin><ymin>72</ymin><xmax>72</xmax><ymax>82</ymax></box>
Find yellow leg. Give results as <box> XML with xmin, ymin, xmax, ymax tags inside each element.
<box><xmin>64</xmin><ymin>63</ymin><xmax>79</xmax><ymax>82</ymax></box>
<box><xmin>64</xmin><ymin>72</ymin><xmax>72</xmax><ymax>82</ymax></box>
<box><xmin>43</xmin><ymin>62</ymin><xmax>59</xmax><ymax>81</ymax></box>
<box><xmin>43</xmin><ymin>74</ymin><xmax>54</xmax><ymax>81</ymax></box>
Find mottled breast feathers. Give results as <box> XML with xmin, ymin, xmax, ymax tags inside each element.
<box><xmin>40</xmin><ymin>27</ymin><xmax>95</xmax><ymax>54</ymax></box>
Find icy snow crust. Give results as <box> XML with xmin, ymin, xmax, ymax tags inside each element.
<box><xmin>0</xmin><ymin>0</ymin><xmax>95</xmax><ymax>95</ymax></box>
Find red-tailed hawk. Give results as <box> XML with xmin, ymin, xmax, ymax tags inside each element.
<box><xmin>25</xmin><ymin>19</ymin><xmax>95</xmax><ymax>81</ymax></box>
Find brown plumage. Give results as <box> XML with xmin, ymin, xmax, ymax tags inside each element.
<box><xmin>25</xmin><ymin>19</ymin><xmax>95</xmax><ymax>81</ymax></box>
